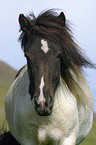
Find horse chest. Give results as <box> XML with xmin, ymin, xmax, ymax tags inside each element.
<box><xmin>5</xmin><ymin>69</ymin><xmax>78</xmax><ymax>145</ymax></box>
<box><xmin>16</xmin><ymin>89</ymin><xmax>78</xmax><ymax>144</ymax></box>
<box><xmin>18</xmin><ymin>106</ymin><xmax>77</xmax><ymax>145</ymax></box>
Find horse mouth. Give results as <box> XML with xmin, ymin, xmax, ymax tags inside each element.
<box><xmin>37</xmin><ymin>110</ymin><xmax>52</xmax><ymax>116</ymax></box>
<box><xmin>33</xmin><ymin>99</ymin><xmax>52</xmax><ymax>116</ymax></box>
<box><xmin>35</xmin><ymin>104</ymin><xmax>52</xmax><ymax>116</ymax></box>
<box><xmin>33</xmin><ymin>95</ymin><xmax>53</xmax><ymax>116</ymax></box>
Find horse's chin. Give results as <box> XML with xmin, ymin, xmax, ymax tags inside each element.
<box><xmin>35</xmin><ymin>106</ymin><xmax>52</xmax><ymax>116</ymax></box>
<box><xmin>37</xmin><ymin>111</ymin><xmax>52</xmax><ymax>116</ymax></box>
<box><xmin>32</xmin><ymin>94</ymin><xmax>54</xmax><ymax>116</ymax></box>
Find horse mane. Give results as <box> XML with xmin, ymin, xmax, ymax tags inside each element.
<box><xmin>19</xmin><ymin>9</ymin><xmax>95</xmax><ymax>106</ymax></box>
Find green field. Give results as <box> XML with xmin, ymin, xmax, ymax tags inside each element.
<box><xmin>0</xmin><ymin>61</ymin><xmax>17</xmax><ymax>127</ymax></box>
<box><xmin>0</xmin><ymin>61</ymin><xmax>96</xmax><ymax>145</ymax></box>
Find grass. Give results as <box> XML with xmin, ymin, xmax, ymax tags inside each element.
<box><xmin>0</xmin><ymin>61</ymin><xmax>96</xmax><ymax>145</ymax></box>
<box><xmin>0</xmin><ymin>61</ymin><xmax>17</xmax><ymax>127</ymax></box>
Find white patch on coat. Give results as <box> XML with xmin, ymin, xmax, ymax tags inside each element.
<box><xmin>41</xmin><ymin>39</ymin><xmax>49</xmax><ymax>53</ymax></box>
<box><xmin>38</xmin><ymin>76</ymin><xmax>46</xmax><ymax>104</ymax></box>
<box><xmin>5</xmin><ymin>66</ymin><xmax>94</xmax><ymax>145</ymax></box>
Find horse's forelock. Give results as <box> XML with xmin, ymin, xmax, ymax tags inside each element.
<box><xmin>18</xmin><ymin>9</ymin><xmax>95</xmax><ymax>107</ymax></box>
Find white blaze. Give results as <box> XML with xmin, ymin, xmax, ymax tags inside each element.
<box><xmin>41</xmin><ymin>39</ymin><xmax>49</xmax><ymax>53</ymax></box>
<box><xmin>39</xmin><ymin>76</ymin><xmax>46</xmax><ymax>103</ymax></box>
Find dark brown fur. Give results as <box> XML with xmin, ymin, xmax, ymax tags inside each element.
<box><xmin>0</xmin><ymin>131</ymin><xmax>20</xmax><ymax>145</ymax></box>
<box><xmin>19</xmin><ymin>9</ymin><xmax>94</xmax><ymax>68</ymax></box>
<box><xmin>18</xmin><ymin>9</ymin><xmax>95</xmax><ymax>102</ymax></box>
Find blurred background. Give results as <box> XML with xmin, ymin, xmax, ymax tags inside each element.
<box><xmin>0</xmin><ymin>0</ymin><xmax>96</xmax><ymax>144</ymax></box>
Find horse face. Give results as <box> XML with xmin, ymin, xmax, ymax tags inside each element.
<box><xmin>25</xmin><ymin>37</ymin><xmax>61</xmax><ymax>116</ymax></box>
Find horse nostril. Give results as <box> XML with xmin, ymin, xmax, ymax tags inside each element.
<box><xmin>45</xmin><ymin>96</ymin><xmax>53</xmax><ymax>107</ymax></box>
<box><xmin>48</xmin><ymin>96</ymin><xmax>52</xmax><ymax>103</ymax></box>
<box><xmin>33</xmin><ymin>96</ymin><xmax>40</xmax><ymax>107</ymax></box>
<box><xmin>50</xmin><ymin>96</ymin><xmax>52</xmax><ymax>102</ymax></box>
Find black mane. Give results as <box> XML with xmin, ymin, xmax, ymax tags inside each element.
<box><xmin>19</xmin><ymin>9</ymin><xmax>94</xmax><ymax>69</ymax></box>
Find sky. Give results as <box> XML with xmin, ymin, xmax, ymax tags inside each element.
<box><xmin>0</xmin><ymin>0</ymin><xmax>96</xmax><ymax>111</ymax></box>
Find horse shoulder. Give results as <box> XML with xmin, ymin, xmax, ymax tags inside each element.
<box><xmin>76</xmin><ymin>83</ymin><xmax>93</xmax><ymax>144</ymax></box>
<box><xmin>72</xmin><ymin>71</ymin><xmax>94</xmax><ymax>144</ymax></box>
<box><xmin>5</xmin><ymin>66</ymin><xmax>29</xmax><ymax>143</ymax></box>
<box><xmin>66</xmin><ymin>68</ymin><xmax>93</xmax><ymax>144</ymax></box>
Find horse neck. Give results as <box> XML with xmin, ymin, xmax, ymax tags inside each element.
<box><xmin>60</xmin><ymin>69</ymin><xmax>93</xmax><ymax>110</ymax></box>
<box><xmin>54</xmin><ymin>77</ymin><xmax>76</xmax><ymax>105</ymax></box>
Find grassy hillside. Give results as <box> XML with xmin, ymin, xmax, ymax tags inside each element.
<box><xmin>0</xmin><ymin>61</ymin><xmax>17</xmax><ymax>127</ymax></box>
<box><xmin>0</xmin><ymin>61</ymin><xmax>96</xmax><ymax>145</ymax></box>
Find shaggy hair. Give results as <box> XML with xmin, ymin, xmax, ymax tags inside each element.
<box><xmin>19</xmin><ymin>9</ymin><xmax>95</xmax><ymax>106</ymax></box>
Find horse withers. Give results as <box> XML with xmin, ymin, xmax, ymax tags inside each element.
<box><xmin>5</xmin><ymin>10</ymin><xmax>94</xmax><ymax>145</ymax></box>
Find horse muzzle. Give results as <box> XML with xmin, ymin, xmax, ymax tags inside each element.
<box><xmin>33</xmin><ymin>96</ymin><xmax>53</xmax><ymax>116</ymax></box>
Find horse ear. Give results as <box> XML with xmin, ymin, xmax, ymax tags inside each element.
<box><xmin>19</xmin><ymin>14</ymin><xmax>31</xmax><ymax>33</ymax></box>
<box><xmin>58</xmin><ymin>12</ymin><xmax>66</xmax><ymax>26</ymax></box>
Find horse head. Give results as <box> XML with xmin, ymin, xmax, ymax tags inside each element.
<box><xmin>25</xmin><ymin>37</ymin><xmax>61</xmax><ymax>116</ymax></box>
<box><xmin>18</xmin><ymin>12</ymin><xmax>65</xmax><ymax>116</ymax></box>
<box><xmin>18</xmin><ymin>10</ymin><xmax>94</xmax><ymax>116</ymax></box>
